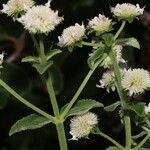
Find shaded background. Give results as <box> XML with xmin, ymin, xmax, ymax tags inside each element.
<box><xmin>0</xmin><ymin>0</ymin><xmax>150</xmax><ymax>149</ymax></box>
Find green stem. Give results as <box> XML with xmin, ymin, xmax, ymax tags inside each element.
<box><xmin>132</xmin><ymin>131</ymin><xmax>146</xmax><ymax>140</ymax></box>
<box><xmin>110</xmin><ymin>20</ymin><xmax>132</xmax><ymax>149</ymax></box>
<box><xmin>39</xmin><ymin>34</ymin><xmax>46</xmax><ymax>62</ymax></box>
<box><xmin>82</xmin><ymin>41</ymin><xmax>101</xmax><ymax>47</ymax></box>
<box><xmin>56</xmin><ymin>123</ymin><xmax>68</xmax><ymax>150</ymax></box>
<box><xmin>37</xmin><ymin>35</ymin><xmax>68</xmax><ymax>150</ymax></box>
<box><xmin>110</xmin><ymin>49</ymin><xmax>132</xmax><ymax>149</ymax></box>
<box><xmin>46</xmin><ymin>72</ymin><xmax>60</xmax><ymax>118</ymax></box>
<box><xmin>61</xmin><ymin>57</ymin><xmax>105</xmax><ymax>119</ymax></box>
<box><xmin>0</xmin><ymin>79</ymin><xmax>55</xmax><ymax>122</ymax></box>
<box><xmin>96</xmin><ymin>129</ymin><xmax>125</xmax><ymax>149</ymax></box>
<box><xmin>109</xmin><ymin>50</ymin><xmax>126</xmax><ymax>108</ymax></box>
<box><xmin>133</xmin><ymin>134</ymin><xmax>150</xmax><ymax>150</ymax></box>
<box><xmin>124</xmin><ymin>116</ymin><xmax>132</xmax><ymax>149</ymax></box>
<box><xmin>30</xmin><ymin>34</ymin><xmax>39</xmax><ymax>51</ymax></box>
<box><xmin>114</xmin><ymin>21</ymin><xmax>126</xmax><ymax>40</ymax></box>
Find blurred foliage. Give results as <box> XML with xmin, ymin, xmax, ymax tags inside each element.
<box><xmin>0</xmin><ymin>0</ymin><xmax>150</xmax><ymax>150</ymax></box>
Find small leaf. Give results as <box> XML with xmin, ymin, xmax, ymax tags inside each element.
<box><xmin>102</xmin><ymin>33</ymin><xmax>114</xmax><ymax>47</ymax></box>
<box><xmin>22</xmin><ymin>56</ymin><xmax>39</xmax><ymax>63</ymax></box>
<box><xmin>9</xmin><ymin>114</ymin><xmax>51</xmax><ymax>136</ymax></box>
<box><xmin>46</xmin><ymin>49</ymin><xmax>62</xmax><ymax>61</ymax></box>
<box><xmin>116</xmin><ymin>38</ymin><xmax>140</xmax><ymax>49</ymax></box>
<box><xmin>32</xmin><ymin>61</ymin><xmax>53</xmax><ymax>75</ymax></box>
<box><xmin>104</xmin><ymin>101</ymin><xmax>121</xmax><ymax>112</ymax></box>
<box><xmin>87</xmin><ymin>45</ymin><xmax>105</xmax><ymax>69</ymax></box>
<box><xmin>127</xmin><ymin>102</ymin><xmax>145</xmax><ymax>117</ymax></box>
<box><xmin>61</xmin><ymin>99</ymin><xmax>104</xmax><ymax>117</ymax></box>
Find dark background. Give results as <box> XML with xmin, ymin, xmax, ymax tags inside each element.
<box><xmin>0</xmin><ymin>0</ymin><xmax>150</xmax><ymax>149</ymax></box>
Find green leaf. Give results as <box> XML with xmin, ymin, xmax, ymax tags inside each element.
<box><xmin>9</xmin><ymin>114</ymin><xmax>51</xmax><ymax>136</ymax></box>
<box><xmin>46</xmin><ymin>49</ymin><xmax>62</xmax><ymax>61</ymax></box>
<box><xmin>32</xmin><ymin>61</ymin><xmax>53</xmax><ymax>75</ymax></box>
<box><xmin>61</xmin><ymin>99</ymin><xmax>104</xmax><ymax>117</ymax></box>
<box><xmin>102</xmin><ymin>33</ymin><xmax>114</xmax><ymax>47</ymax></box>
<box><xmin>116</xmin><ymin>38</ymin><xmax>140</xmax><ymax>49</ymax></box>
<box><xmin>104</xmin><ymin>101</ymin><xmax>121</xmax><ymax>112</ymax></box>
<box><xmin>87</xmin><ymin>45</ymin><xmax>105</xmax><ymax>69</ymax></box>
<box><xmin>127</xmin><ymin>102</ymin><xmax>145</xmax><ymax>117</ymax></box>
<box><xmin>22</xmin><ymin>56</ymin><xmax>39</xmax><ymax>63</ymax></box>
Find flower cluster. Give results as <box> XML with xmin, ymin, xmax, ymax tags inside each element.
<box><xmin>1</xmin><ymin>0</ymin><xmax>34</xmax><ymax>17</ymax></box>
<box><xmin>122</xmin><ymin>69</ymin><xmax>150</xmax><ymax>96</ymax></box>
<box><xmin>111</xmin><ymin>3</ymin><xmax>144</xmax><ymax>22</ymax></box>
<box><xmin>70</xmin><ymin>112</ymin><xmax>98</xmax><ymax>140</ymax></box>
<box><xmin>97</xmin><ymin>70</ymin><xmax>116</xmax><ymax>92</ymax></box>
<box><xmin>17</xmin><ymin>1</ymin><xmax>63</xmax><ymax>34</ymax></box>
<box><xmin>88</xmin><ymin>14</ymin><xmax>113</xmax><ymax>35</ymax></box>
<box><xmin>58</xmin><ymin>23</ymin><xmax>85</xmax><ymax>47</ymax></box>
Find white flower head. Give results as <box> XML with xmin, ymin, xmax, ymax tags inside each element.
<box><xmin>145</xmin><ymin>103</ymin><xmax>150</xmax><ymax>115</ymax></box>
<box><xmin>17</xmin><ymin>1</ymin><xmax>63</xmax><ymax>34</ymax></box>
<box><xmin>122</xmin><ymin>69</ymin><xmax>150</xmax><ymax>96</ymax></box>
<box><xmin>88</xmin><ymin>14</ymin><xmax>113</xmax><ymax>35</ymax></box>
<box><xmin>58</xmin><ymin>23</ymin><xmax>85</xmax><ymax>47</ymax></box>
<box><xmin>1</xmin><ymin>0</ymin><xmax>34</xmax><ymax>17</ymax></box>
<box><xmin>97</xmin><ymin>70</ymin><xmax>116</xmax><ymax>92</ymax></box>
<box><xmin>101</xmin><ymin>45</ymin><xmax>125</xmax><ymax>68</ymax></box>
<box><xmin>70</xmin><ymin>112</ymin><xmax>98</xmax><ymax>140</ymax></box>
<box><xmin>111</xmin><ymin>3</ymin><xmax>144</xmax><ymax>22</ymax></box>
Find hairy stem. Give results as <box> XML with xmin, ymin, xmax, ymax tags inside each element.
<box><xmin>30</xmin><ymin>34</ymin><xmax>39</xmax><ymax>51</ymax></box>
<box><xmin>46</xmin><ymin>72</ymin><xmax>60</xmax><ymax>118</ymax></box>
<box><xmin>95</xmin><ymin>129</ymin><xmax>125</xmax><ymax>149</ymax></box>
<box><xmin>38</xmin><ymin>35</ymin><xmax>68</xmax><ymax>150</ymax></box>
<box><xmin>39</xmin><ymin>34</ymin><xmax>46</xmax><ymax>62</ymax></box>
<box><xmin>56</xmin><ymin>123</ymin><xmax>68</xmax><ymax>150</ymax></box>
<box><xmin>132</xmin><ymin>131</ymin><xmax>146</xmax><ymax>140</ymax></box>
<box><xmin>114</xmin><ymin>21</ymin><xmax>126</xmax><ymax>40</ymax></box>
<box><xmin>110</xmin><ymin>21</ymin><xmax>132</xmax><ymax>149</ymax></box>
<box><xmin>61</xmin><ymin>56</ymin><xmax>106</xmax><ymax>119</ymax></box>
<box><xmin>133</xmin><ymin>134</ymin><xmax>150</xmax><ymax>150</ymax></box>
<box><xmin>0</xmin><ymin>79</ymin><xmax>55</xmax><ymax>122</ymax></box>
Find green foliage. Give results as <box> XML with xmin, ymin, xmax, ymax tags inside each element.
<box><xmin>61</xmin><ymin>99</ymin><xmax>103</xmax><ymax>118</ymax></box>
<box><xmin>22</xmin><ymin>56</ymin><xmax>40</xmax><ymax>63</ymax></box>
<box><xmin>116</xmin><ymin>37</ymin><xmax>140</xmax><ymax>49</ymax></box>
<box><xmin>87</xmin><ymin>44</ymin><xmax>105</xmax><ymax>69</ymax></box>
<box><xmin>46</xmin><ymin>49</ymin><xmax>62</xmax><ymax>61</ymax></box>
<box><xmin>127</xmin><ymin>102</ymin><xmax>145</xmax><ymax>117</ymax></box>
<box><xmin>102</xmin><ymin>33</ymin><xmax>114</xmax><ymax>47</ymax></box>
<box><xmin>32</xmin><ymin>61</ymin><xmax>53</xmax><ymax>75</ymax></box>
<box><xmin>9</xmin><ymin>114</ymin><xmax>51</xmax><ymax>136</ymax></box>
<box><xmin>104</xmin><ymin>101</ymin><xmax>121</xmax><ymax>112</ymax></box>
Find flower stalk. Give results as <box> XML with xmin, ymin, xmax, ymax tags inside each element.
<box><xmin>37</xmin><ymin>35</ymin><xmax>68</xmax><ymax>150</ymax></box>
<box><xmin>110</xmin><ymin>21</ymin><xmax>132</xmax><ymax>149</ymax></box>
